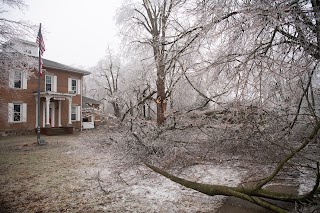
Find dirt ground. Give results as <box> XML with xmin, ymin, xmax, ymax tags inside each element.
<box><xmin>0</xmin><ymin>125</ymin><xmax>317</xmax><ymax>212</ymax></box>
<box><xmin>0</xmin><ymin>128</ymin><xmax>246</xmax><ymax>213</ymax></box>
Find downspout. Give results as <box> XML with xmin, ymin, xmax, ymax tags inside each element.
<box><xmin>80</xmin><ymin>76</ymin><xmax>83</xmax><ymax>132</ymax></box>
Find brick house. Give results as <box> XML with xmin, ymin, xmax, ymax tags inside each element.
<box><xmin>0</xmin><ymin>39</ymin><xmax>90</xmax><ymax>135</ymax></box>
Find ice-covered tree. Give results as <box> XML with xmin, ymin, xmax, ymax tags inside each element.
<box><xmin>0</xmin><ymin>0</ymin><xmax>37</xmax><ymax>121</ymax></box>
<box><xmin>117</xmin><ymin>0</ymin><xmax>203</xmax><ymax>125</ymax></box>
<box><xmin>140</xmin><ymin>0</ymin><xmax>320</xmax><ymax>212</ymax></box>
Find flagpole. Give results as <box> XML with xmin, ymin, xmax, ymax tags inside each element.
<box><xmin>37</xmin><ymin>23</ymin><xmax>41</xmax><ymax>144</ymax></box>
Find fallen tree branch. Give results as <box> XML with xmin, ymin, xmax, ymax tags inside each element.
<box><xmin>96</xmin><ymin>171</ymin><xmax>112</xmax><ymax>195</ymax></box>
<box><xmin>121</xmin><ymin>90</ymin><xmax>156</xmax><ymax>122</ymax></box>
<box><xmin>184</xmin><ymin>73</ymin><xmax>227</xmax><ymax>105</ymax></box>
<box><xmin>289</xmin><ymin>63</ymin><xmax>318</xmax><ymax>129</ymax></box>
<box><xmin>256</xmin><ymin>121</ymin><xmax>320</xmax><ymax>189</ymax></box>
<box><xmin>143</xmin><ymin>121</ymin><xmax>320</xmax><ymax>213</ymax></box>
<box><xmin>144</xmin><ymin>162</ymin><xmax>288</xmax><ymax>213</ymax></box>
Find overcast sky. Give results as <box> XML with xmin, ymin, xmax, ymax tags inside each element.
<box><xmin>5</xmin><ymin>0</ymin><xmax>123</xmax><ymax>69</ymax></box>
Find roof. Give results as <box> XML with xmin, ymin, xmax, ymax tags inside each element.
<box><xmin>3</xmin><ymin>38</ymin><xmax>91</xmax><ymax>75</ymax></box>
<box><xmin>43</xmin><ymin>58</ymin><xmax>90</xmax><ymax>75</ymax></box>
<box><xmin>4</xmin><ymin>38</ymin><xmax>37</xmax><ymax>46</ymax></box>
<box><xmin>82</xmin><ymin>96</ymin><xmax>101</xmax><ymax>105</ymax></box>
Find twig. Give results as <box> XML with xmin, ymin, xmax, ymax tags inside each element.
<box><xmin>96</xmin><ymin>171</ymin><xmax>111</xmax><ymax>195</ymax></box>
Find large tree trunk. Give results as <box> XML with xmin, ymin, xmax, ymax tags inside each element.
<box><xmin>156</xmin><ymin>65</ymin><xmax>166</xmax><ymax>125</ymax></box>
<box><xmin>112</xmin><ymin>102</ymin><xmax>120</xmax><ymax>118</ymax></box>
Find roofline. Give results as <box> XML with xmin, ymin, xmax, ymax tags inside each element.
<box><xmin>43</xmin><ymin>64</ymin><xmax>91</xmax><ymax>75</ymax></box>
<box><xmin>42</xmin><ymin>58</ymin><xmax>91</xmax><ymax>75</ymax></box>
<box><xmin>6</xmin><ymin>38</ymin><xmax>37</xmax><ymax>46</ymax></box>
<box><xmin>83</xmin><ymin>96</ymin><xmax>101</xmax><ymax>104</ymax></box>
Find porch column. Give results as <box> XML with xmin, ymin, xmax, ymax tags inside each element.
<box><xmin>45</xmin><ymin>97</ymin><xmax>50</xmax><ymax>127</ymax></box>
<box><xmin>58</xmin><ymin>100</ymin><xmax>62</xmax><ymax>127</ymax></box>
<box><xmin>67</xmin><ymin>97</ymin><xmax>72</xmax><ymax>126</ymax></box>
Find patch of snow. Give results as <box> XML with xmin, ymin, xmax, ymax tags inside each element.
<box><xmin>181</xmin><ymin>164</ymin><xmax>246</xmax><ymax>187</ymax></box>
<box><xmin>127</xmin><ymin>164</ymin><xmax>246</xmax><ymax>212</ymax></box>
<box><xmin>130</xmin><ymin>177</ymin><xmax>180</xmax><ymax>202</ymax></box>
<box><xmin>298</xmin><ymin>167</ymin><xmax>317</xmax><ymax>195</ymax></box>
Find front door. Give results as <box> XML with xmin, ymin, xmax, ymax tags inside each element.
<box><xmin>43</xmin><ymin>102</ymin><xmax>55</xmax><ymax>127</ymax></box>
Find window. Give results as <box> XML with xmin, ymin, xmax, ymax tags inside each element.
<box><xmin>10</xmin><ymin>71</ymin><xmax>27</xmax><ymax>89</ymax></box>
<box><xmin>13</xmin><ymin>104</ymin><xmax>21</xmax><ymax>121</ymax></box>
<box><xmin>71</xmin><ymin>105</ymin><xmax>80</xmax><ymax>121</ymax></box>
<box><xmin>71</xmin><ymin>106</ymin><xmax>77</xmax><ymax>121</ymax></box>
<box><xmin>45</xmin><ymin>75</ymin><xmax>57</xmax><ymax>92</ymax></box>
<box><xmin>45</xmin><ymin>75</ymin><xmax>52</xmax><ymax>91</ymax></box>
<box><xmin>71</xmin><ymin>79</ymin><xmax>77</xmax><ymax>93</ymax></box>
<box><xmin>14</xmin><ymin>71</ymin><xmax>22</xmax><ymax>88</ymax></box>
<box><xmin>8</xmin><ymin>103</ymin><xmax>27</xmax><ymax>123</ymax></box>
<box><xmin>68</xmin><ymin>78</ymin><xmax>80</xmax><ymax>94</ymax></box>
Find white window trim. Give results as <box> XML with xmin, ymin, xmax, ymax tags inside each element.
<box><xmin>77</xmin><ymin>79</ymin><xmax>81</xmax><ymax>95</ymax></box>
<box><xmin>45</xmin><ymin>75</ymin><xmax>57</xmax><ymax>92</ymax></box>
<box><xmin>45</xmin><ymin>75</ymin><xmax>52</xmax><ymax>91</ymax></box>
<box><xmin>8</xmin><ymin>103</ymin><xmax>27</xmax><ymax>123</ymax></box>
<box><xmin>22</xmin><ymin>72</ymin><xmax>27</xmax><ymax>89</ymax></box>
<box><xmin>9</xmin><ymin>71</ymin><xmax>27</xmax><ymax>89</ymax></box>
<box><xmin>71</xmin><ymin>105</ymin><xmax>81</xmax><ymax>121</ymax></box>
<box><xmin>68</xmin><ymin>78</ymin><xmax>80</xmax><ymax>94</ymax></box>
<box><xmin>53</xmin><ymin>76</ymin><xmax>57</xmax><ymax>92</ymax></box>
<box><xmin>71</xmin><ymin>105</ymin><xmax>77</xmax><ymax>121</ymax></box>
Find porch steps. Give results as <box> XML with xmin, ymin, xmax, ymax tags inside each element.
<box><xmin>40</xmin><ymin>127</ymin><xmax>73</xmax><ymax>136</ymax></box>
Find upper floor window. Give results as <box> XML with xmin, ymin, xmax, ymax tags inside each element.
<box><xmin>71</xmin><ymin>79</ymin><xmax>77</xmax><ymax>93</ymax></box>
<box><xmin>68</xmin><ymin>78</ymin><xmax>80</xmax><ymax>94</ymax></box>
<box><xmin>45</xmin><ymin>75</ymin><xmax>57</xmax><ymax>92</ymax></box>
<box><xmin>14</xmin><ymin>71</ymin><xmax>22</xmax><ymax>89</ymax></box>
<box><xmin>45</xmin><ymin>75</ymin><xmax>52</xmax><ymax>91</ymax></box>
<box><xmin>10</xmin><ymin>71</ymin><xmax>27</xmax><ymax>89</ymax></box>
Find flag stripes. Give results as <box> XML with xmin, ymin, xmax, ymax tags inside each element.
<box><xmin>36</xmin><ymin>24</ymin><xmax>45</xmax><ymax>76</ymax></box>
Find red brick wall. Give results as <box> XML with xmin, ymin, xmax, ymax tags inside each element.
<box><xmin>0</xmin><ymin>68</ymin><xmax>84</xmax><ymax>133</ymax></box>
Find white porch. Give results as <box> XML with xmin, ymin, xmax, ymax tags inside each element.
<box><xmin>33</xmin><ymin>91</ymin><xmax>76</xmax><ymax>128</ymax></box>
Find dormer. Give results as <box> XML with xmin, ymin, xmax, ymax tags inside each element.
<box><xmin>2</xmin><ymin>39</ymin><xmax>38</xmax><ymax>56</ymax></box>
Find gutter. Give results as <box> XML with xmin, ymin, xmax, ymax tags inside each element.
<box><xmin>80</xmin><ymin>77</ymin><xmax>83</xmax><ymax>132</ymax></box>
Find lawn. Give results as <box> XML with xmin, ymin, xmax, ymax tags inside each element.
<box><xmin>0</xmin><ymin>123</ymin><xmax>317</xmax><ymax>212</ymax></box>
<box><xmin>0</xmin><ymin>129</ymin><xmax>242</xmax><ymax>212</ymax></box>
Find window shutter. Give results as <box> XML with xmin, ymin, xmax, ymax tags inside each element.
<box><xmin>53</xmin><ymin>76</ymin><xmax>57</xmax><ymax>92</ymax></box>
<box><xmin>22</xmin><ymin>103</ymin><xmax>27</xmax><ymax>122</ymax></box>
<box><xmin>22</xmin><ymin>72</ymin><xmax>27</xmax><ymax>89</ymax></box>
<box><xmin>77</xmin><ymin>79</ymin><xmax>81</xmax><ymax>95</ymax></box>
<box><xmin>8</xmin><ymin>71</ymin><xmax>14</xmax><ymax>88</ymax></box>
<box><xmin>77</xmin><ymin>106</ymin><xmax>81</xmax><ymax>121</ymax></box>
<box><xmin>8</xmin><ymin>103</ymin><xmax>13</xmax><ymax>122</ymax></box>
<box><xmin>68</xmin><ymin>78</ymin><xmax>71</xmax><ymax>93</ymax></box>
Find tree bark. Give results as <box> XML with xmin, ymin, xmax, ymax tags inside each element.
<box><xmin>156</xmin><ymin>65</ymin><xmax>166</xmax><ymax>125</ymax></box>
<box><xmin>112</xmin><ymin>102</ymin><xmax>121</xmax><ymax>118</ymax></box>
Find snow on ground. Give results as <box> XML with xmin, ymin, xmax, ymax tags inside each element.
<box><xmin>0</xmin><ymin>124</ymin><xmax>318</xmax><ymax>212</ymax></box>
<box><xmin>71</xmin><ymin>130</ymin><xmax>248</xmax><ymax>212</ymax></box>
<box><xmin>298</xmin><ymin>166</ymin><xmax>318</xmax><ymax>195</ymax></box>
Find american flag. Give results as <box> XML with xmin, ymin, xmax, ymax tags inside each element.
<box><xmin>36</xmin><ymin>24</ymin><xmax>45</xmax><ymax>76</ymax></box>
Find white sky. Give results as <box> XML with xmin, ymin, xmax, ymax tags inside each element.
<box><xmin>4</xmin><ymin>0</ymin><xmax>123</xmax><ymax>69</ymax></box>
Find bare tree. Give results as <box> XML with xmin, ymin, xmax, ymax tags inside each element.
<box><xmin>0</xmin><ymin>0</ymin><xmax>36</xmax><ymax>121</ymax></box>
<box><xmin>140</xmin><ymin>0</ymin><xmax>320</xmax><ymax>212</ymax></box>
<box><xmin>0</xmin><ymin>0</ymin><xmax>36</xmax><ymax>86</ymax></box>
<box><xmin>91</xmin><ymin>47</ymin><xmax>122</xmax><ymax>117</ymax></box>
<box><xmin>117</xmin><ymin>0</ymin><xmax>203</xmax><ymax>125</ymax></box>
